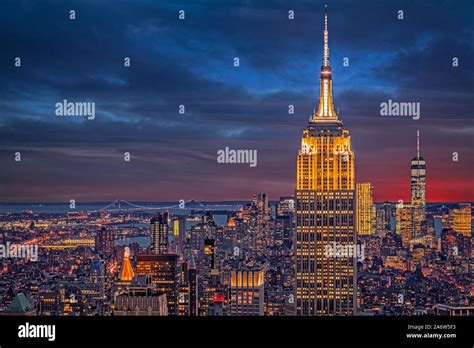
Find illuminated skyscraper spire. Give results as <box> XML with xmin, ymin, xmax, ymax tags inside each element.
<box><xmin>416</xmin><ymin>129</ymin><xmax>420</xmax><ymax>159</ymax></box>
<box><xmin>312</xmin><ymin>4</ymin><xmax>338</xmax><ymax>122</ymax></box>
<box><xmin>411</xmin><ymin>130</ymin><xmax>426</xmax><ymax>207</ymax></box>
<box><xmin>323</xmin><ymin>4</ymin><xmax>330</xmax><ymax>68</ymax></box>
<box><xmin>296</xmin><ymin>4</ymin><xmax>356</xmax><ymax>316</ymax></box>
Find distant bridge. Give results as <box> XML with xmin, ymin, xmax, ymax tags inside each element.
<box><xmin>94</xmin><ymin>198</ymin><xmax>206</xmax><ymax>213</ymax></box>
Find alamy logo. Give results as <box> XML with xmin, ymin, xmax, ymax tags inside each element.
<box><xmin>55</xmin><ymin>99</ymin><xmax>95</xmax><ymax>120</ymax></box>
<box><xmin>18</xmin><ymin>322</ymin><xmax>56</xmax><ymax>341</ymax></box>
<box><xmin>0</xmin><ymin>243</ymin><xmax>38</xmax><ymax>261</ymax></box>
<box><xmin>217</xmin><ymin>147</ymin><xmax>257</xmax><ymax>167</ymax></box>
<box><xmin>324</xmin><ymin>243</ymin><xmax>365</xmax><ymax>262</ymax></box>
<box><xmin>380</xmin><ymin>99</ymin><xmax>420</xmax><ymax>120</ymax></box>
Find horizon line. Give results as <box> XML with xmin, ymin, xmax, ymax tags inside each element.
<box><xmin>0</xmin><ymin>200</ymin><xmax>472</xmax><ymax>205</ymax></box>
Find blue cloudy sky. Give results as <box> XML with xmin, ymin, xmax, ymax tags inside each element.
<box><xmin>0</xmin><ymin>0</ymin><xmax>473</xmax><ymax>202</ymax></box>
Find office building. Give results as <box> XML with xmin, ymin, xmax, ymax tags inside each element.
<box><xmin>295</xmin><ymin>6</ymin><xmax>356</xmax><ymax>315</ymax></box>
<box><xmin>136</xmin><ymin>254</ymin><xmax>179</xmax><ymax>315</ymax></box>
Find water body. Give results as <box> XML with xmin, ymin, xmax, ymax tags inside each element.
<box><xmin>0</xmin><ymin>202</ymin><xmax>243</xmax><ymax>215</ymax></box>
<box><xmin>115</xmin><ymin>236</ymin><xmax>150</xmax><ymax>247</ymax></box>
<box><xmin>0</xmin><ymin>202</ymin><xmax>238</xmax><ymax>230</ymax></box>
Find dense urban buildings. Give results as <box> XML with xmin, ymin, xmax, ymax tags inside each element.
<box><xmin>0</xmin><ymin>197</ymin><xmax>471</xmax><ymax>317</ymax></box>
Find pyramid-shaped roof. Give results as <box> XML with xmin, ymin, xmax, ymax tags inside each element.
<box><xmin>7</xmin><ymin>292</ymin><xmax>34</xmax><ymax>313</ymax></box>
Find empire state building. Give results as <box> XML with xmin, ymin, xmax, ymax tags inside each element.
<box><xmin>295</xmin><ymin>6</ymin><xmax>356</xmax><ymax>316</ymax></box>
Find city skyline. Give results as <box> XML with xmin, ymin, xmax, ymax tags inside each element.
<box><xmin>0</xmin><ymin>2</ymin><xmax>473</xmax><ymax>346</ymax></box>
<box><xmin>0</xmin><ymin>0</ymin><xmax>473</xmax><ymax>203</ymax></box>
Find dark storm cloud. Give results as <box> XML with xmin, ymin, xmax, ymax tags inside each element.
<box><xmin>0</xmin><ymin>0</ymin><xmax>472</xmax><ymax>201</ymax></box>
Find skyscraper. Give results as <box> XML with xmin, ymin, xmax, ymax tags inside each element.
<box><xmin>178</xmin><ymin>261</ymin><xmax>191</xmax><ymax>316</ymax></box>
<box><xmin>179</xmin><ymin>247</ymin><xmax>199</xmax><ymax>316</ymax></box>
<box><xmin>411</xmin><ymin>130</ymin><xmax>426</xmax><ymax>207</ymax></box>
<box><xmin>356</xmin><ymin>183</ymin><xmax>375</xmax><ymax>235</ymax></box>
<box><xmin>295</xmin><ymin>6</ymin><xmax>356</xmax><ymax>316</ymax></box>
<box><xmin>199</xmin><ymin>238</ymin><xmax>217</xmax><ymax>315</ymax></box>
<box><xmin>95</xmin><ymin>227</ymin><xmax>114</xmax><ymax>258</ymax></box>
<box><xmin>396</xmin><ymin>203</ymin><xmax>415</xmax><ymax>246</ymax></box>
<box><xmin>172</xmin><ymin>215</ymin><xmax>186</xmax><ymax>254</ymax></box>
<box><xmin>204</xmin><ymin>238</ymin><xmax>216</xmax><ymax>270</ymax></box>
<box><xmin>151</xmin><ymin>212</ymin><xmax>169</xmax><ymax>254</ymax></box>
<box><xmin>411</xmin><ymin>130</ymin><xmax>426</xmax><ymax>236</ymax></box>
<box><xmin>136</xmin><ymin>254</ymin><xmax>179</xmax><ymax>315</ymax></box>
<box><xmin>189</xmin><ymin>266</ymin><xmax>198</xmax><ymax>316</ymax></box>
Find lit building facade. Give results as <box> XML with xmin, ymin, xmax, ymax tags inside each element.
<box><xmin>276</xmin><ymin>196</ymin><xmax>296</xmax><ymax>215</ymax></box>
<box><xmin>37</xmin><ymin>289</ymin><xmax>61</xmax><ymax>315</ymax></box>
<box><xmin>151</xmin><ymin>212</ymin><xmax>169</xmax><ymax>254</ymax></box>
<box><xmin>178</xmin><ymin>260</ymin><xmax>192</xmax><ymax>316</ymax></box>
<box><xmin>136</xmin><ymin>254</ymin><xmax>179</xmax><ymax>315</ymax></box>
<box><xmin>356</xmin><ymin>183</ymin><xmax>375</xmax><ymax>235</ymax></box>
<box><xmin>95</xmin><ymin>227</ymin><xmax>114</xmax><ymax>258</ymax></box>
<box><xmin>435</xmin><ymin>304</ymin><xmax>474</xmax><ymax>316</ymax></box>
<box><xmin>410</xmin><ymin>130</ymin><xmax>426</xmax><ymax>207</ymax></box>
<box><xmin>375</xmin><ymin>201</ymin><xmax>392</xmax><ymax>235</ymax></box>
<box><xmin>178</xmin><ymin>247</ymin><xmax>199</xmax><ymax>316</ymax></box>
<box><xmin>295</xmin><ymin>6</ymin><xmax>356</xmax><ymax>316</ymax></box>
<box><xmin>229</xmin><ymin>269</ymin><xmax>264</xmax><ymax>316</ymax></box>
<box><xmin>396</xmin><ymin>204</ymin><xmax>415</xmax><ymax>246</ymax></box>
<box><xmin>450</xmin><ymin>203</ymin><xmax>472</xmax><ymax>237</ymax></box>
<box><xmin>204</xmin><ymin>238</ymin><xmax>216</xmax><ymax>270</ymax></box>
<box><xmin>172</xmin><ymin>215</ymin><xmax>186</xmax><ymax>254</ymax></box>
<box><xmin>411</xmin><ymin>130</ymin><xmax>426</xmax><ymax>236</ymax></box>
